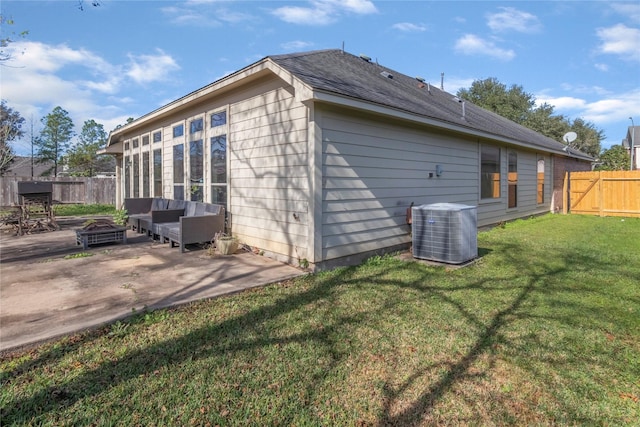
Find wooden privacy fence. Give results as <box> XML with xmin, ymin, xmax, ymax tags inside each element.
<box><xmin>563</xmin><ymin>170</ymin><xmax>640</xmax><ymax>218</ymax></box>
<box><xmin>0</xmin><ymin>177</ymin><xmax>116</xmax><ymax>207</ymax></box>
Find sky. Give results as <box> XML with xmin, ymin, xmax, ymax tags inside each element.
<box><xmin>1</xmin><ymin>0</ymin><xmax>639</xmax><ymax>156</ymax></box>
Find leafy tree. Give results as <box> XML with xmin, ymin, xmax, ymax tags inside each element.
<box><xmin>67</xmin><ymin>119</ymin><xmax>114</xmax><ymax>176</ymax></box>
<box><xmin>457</xmin><ymin>77</ymin><xmax>603</xmax><ymax>157</ymax></box>
<box><xmin>569</xmin><ymin>118</ymin><xmax>604</xmax><ymax>158</ymax></box>
<box><xmin>596</xmin><ymin>145</ymin><xmax>629</xmax><ymax>171</ymax></box>
<box><xmin>0</xmin><ymin>100</ymin><xmax>25</xmax><ymax>175</ymax></box>
<box><xmin>36</xmin><ymin>106</ymin><xmax>74</xmax><ymax>177</ymax></box>
<box><xmin>457</xmin><ymin>77</ymin><xmax>535</xmax><ymax>124</ymax></box>
<box><xmin>0</xmin><ymin>15</ymin><xmax>28</xmax><ymax>63</ymax></box>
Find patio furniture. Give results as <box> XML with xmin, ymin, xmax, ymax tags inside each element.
<box><xmin>124</xmin><ymin>197</ymin><xmax>168</xmax><ymax>233</ymax></box>
<box><xmin>156</xmin><ymin>202</ymin><xmax>225</xmax><ymax>252</ymax></box>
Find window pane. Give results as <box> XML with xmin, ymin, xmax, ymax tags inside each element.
<box><xmin>142</xmin><ymin>152</ymin><xmax>150</xmax><ymax>197</ymax></box>
<box><xmin>133</xmin><ymin>153</ymin><xmax>140</xmax><ymax>197</ymax></box>
<box><xmin>153</xmin><ymin>131</ymin><xmax>162</xmax><ymax>143</ymax></box>
<box><xmin>190</xmin><ymin>139</ymin><xmax>204</xmax><ymax>202</ymax></box>
<box><xmin>124</xmin><ymin>156</ymin><xmax>131</xmax><ymax>198</ymax></box>
<box><xmin>537</xmin><ymin>159</ymin><xmax>545</xmax><ymax>204</ymax></box>
<box><xmin>190</xmin><ymin>118</ymin><xmax>204</xmax><ymax>134</ymax></box>
<box><xmin>124</xmin><ymin>142</ymin><xmax>130</xmax><ymax>151</ymax></box>
<box><xmin>173</xmin><ymin>186</ymin><xmax>184</xmax><ymax>200</ymax></box>
<box><xmin>481</xmin><ymin>146</ymin><xmax>500</xmax><ymax>199</ymax></box>
<box><xmin>211</xmin><ymin>186</ymin><xmax>227</xmax><ymax>209</ymax></box>
<box><xmin>211</xmin><ymin>135</ymin><xmax>227</xmax><ymax>184</ymax></box>
<box><xmin>173</xmin><ymin>124</ymin><xmax>184</xmax><ymax>138</ymax></box>
<box><xmin>211</xmin><ymin>111</ymin><xmax>226</xmax><ymax>128</ymax></box>
<box><xmin>508</xmin><ymin>151</ymin><xmax>517</xmax><ymax>208</ymax></box>
<box><xmin>142</xmin><ymin>135</ymin><xmax>149</xmax><ymax>146</ymax></box>
<box><xmin>132</xmin><ymin>138</ymin><xmax>139</xmax><ymax>148</ymax></box>
<box><xmin>153</xmin><ymin>149</ymin><xmax>162</xmax><ymax>197</ymax></box>
<box><xmin>173</xmin><ymin>144</ymin><xmax>184</xmax><ymax>184</ymax></box>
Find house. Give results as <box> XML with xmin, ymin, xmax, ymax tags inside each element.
<box><xmin>105</xmin><ymin>49</ymin><xmax>592</xmax><ymax>269</ymax></box>
<box><xmin>622</xmin><ymin>125</ymin><xmax>639</xmax><ymax>170</ymax></box>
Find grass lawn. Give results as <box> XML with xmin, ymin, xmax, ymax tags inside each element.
<box><xmin>1</xmin><ymin>214</ymin><xmax>639</xmax><ymax>425</ymax></box>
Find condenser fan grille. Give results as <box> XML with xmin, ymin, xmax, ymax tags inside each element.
<box><xmin>412</xmin><ymin>203</ymin><xmax>477</xmax><ymax>264</ymax></box>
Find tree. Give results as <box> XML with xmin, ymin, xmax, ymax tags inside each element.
<box><xmin>0</xmin><ymin>16</ymin><xmax>28</xmax><ymax>64</ymax></box>
<box><xmin>569</xmin><ymin>118</ymin><xmax>604</xmax><ymax>158</ymax></box>
<box><xmin>596</xmin><ymin>145</ymin><xmax>629</xmax><ymax>171</ymax></box>
<box><xmin>36</xmin><ymin>106</ymin><xmax>74</xmax><ymax>177</ymax></box>
<box><xmin>0</xmin><ymin>100</ymin><xmax>25</xmax><ymax>175</ymax></box>
<box><xmin>66</xmin><ymin>119</ymin><xmax>114</xmax><ymax>176</ymax></box>
<box><xmin>457</xmin><ymin>77</ymin><xmax>604</xmax><ymax>157</ymax></box>
<box><xmin>457</xmin><ymin>77</ymin><xmax>535</xmax><ymax>124</ymax></box>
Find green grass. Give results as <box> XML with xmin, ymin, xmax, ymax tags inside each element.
<box><xmin>53</xmin><ymin>204</ymin><xmax>117</xmax><ymax>217</ymax></box>
<box><xmin>1</xmin><ymin>214</ymin><xmax>639</xmax><ymax>425</ymax></box>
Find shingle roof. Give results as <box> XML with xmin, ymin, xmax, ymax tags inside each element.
<box><xmin>270</xmin><ymin>49</ymin><xmax>591</xmax><ymax>159</ymax></box>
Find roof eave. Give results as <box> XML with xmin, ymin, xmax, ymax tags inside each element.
<box><xmin>310</xmin><ymin>90</ymin><xmax>592</xmax><ymax>160</ymax></box>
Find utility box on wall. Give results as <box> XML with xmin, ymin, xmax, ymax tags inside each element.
<box><xmin>412</xmin><ymin>203</ymin><xmax>477</xmax><ymax>264</ymax></box>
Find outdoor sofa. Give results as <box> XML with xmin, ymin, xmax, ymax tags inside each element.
<box><xmin>123</xmin><ymin>198</ymin><xmax>225</xmax><ymax>252</ymax></box>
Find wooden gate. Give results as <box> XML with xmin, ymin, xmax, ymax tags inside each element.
<box><xmin>563</xmin><ymin>170</ymin><xmax>640</xmax><ymax>217</ymax></box>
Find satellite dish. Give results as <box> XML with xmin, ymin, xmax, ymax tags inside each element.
<box><xmin>563</xmin><ymin>131</ymin><xmax>577</xmax><ymax>144</ymax></box>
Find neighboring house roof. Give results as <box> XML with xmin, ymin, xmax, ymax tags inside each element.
<box><xmin>2</xmin><ymin>156</ymin><xmax>54</xmax><ymax>177</ymax></box>
<box><xmin>622</xmin><ymin>126</ymin><xmax>639</xmax><ymax>149</ymax></box>
<box><xmin>108</xmin><ymin>49</ymin><xmax>592</xmax><ymax>161</ymax></box>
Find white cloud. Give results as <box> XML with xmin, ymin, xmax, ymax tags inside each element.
<box><xmin>610</xmin><ymin>3</ymin><xmax>640</xmax><ymax>24</ymax></box>
<box><xmin>161</xmin><ymin>6</ymin><xmax>222</xmax><ymax>27</ymax></box>
<box><xmin>454</xmin><ymin>34</ymin><xmax>515</xmax><ymax>61</ymax></box>
<box><xmin>0</xmin><ymin>41</ymin><xmax>183</xmax><ymax>154</ymax></box>
<box><xmin>537</xmin><ymin>89</ymin><xmax>640</xmax><ymax>124</ymax></box>
<box><xmin>126</xmin><ymin>49</ymin><xmax>181</xmax><ymax>84</ymax></box>
<box><xmin>392</xmin><ymin>22</ymin><xmax>427</xmax><ymax>33</ymax></box>
<box><xmin>596</xmin><ymin>24</ymin><xmax>640</xmax><ymax>62</ymax></box>
<box><xmin>272</xmin><ymin>0</ymin><xmax>377</xmax><ymax>26</ymax></box>
<box><xmin>486</xmin><ymin>7</ymin><xmax>542</xmax><ymax>33</ymax></box>
<box><xmin>280</xmin><ymin>40</ymin><xmax>314</xmax><ymax>51</ymax></box>
<box><xmin>594</xmin><ymin>63</ymin><xmax>609</xmax><ymax>72</ymax></box>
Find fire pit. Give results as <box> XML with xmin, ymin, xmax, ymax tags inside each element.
<box><xmin>75</xmin><ymin>219</ymin><xmax>127</xmax><ymax>250</ymax></box>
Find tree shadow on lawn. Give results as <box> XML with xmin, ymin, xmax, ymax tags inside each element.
<box><xmin>1</xmin><ymin>239</ymin><xmax>635</xmax><ymax>424</ymax></box>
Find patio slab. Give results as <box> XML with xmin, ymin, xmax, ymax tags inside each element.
<box><xmin>0</xmin><ymin>218</ymin><xmax>304</xmax><ymax>353</ymax></box>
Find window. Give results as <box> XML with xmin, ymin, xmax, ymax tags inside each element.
<box><xmin>173</xmin><ymin>124</ymin><xmax>184</xmax><ymax>138</ymax></box>
<box><xmin>481</xmin><ymin>146</ymin><xmax>500</xmax><ymax>199</ymax></box>
<box><xmin>132</xmin><ymin>138</ymin><xmax>139</xmax><ymax>148</ymax></box>
<box><xmin>190</xmin><ymin>118</ymin><xmax>204</xmax><ymax>134</ymax></box>
<box><xmin>211</xmin><ymin>135</ymin><xmax>227</xmax><ymax>208</ymax></box>
<box><xmin>142</xmin><ymin>135</ymin><xmax>149</xmax><ymax>146</ymax></box>
<box><xmin>173</xmin><ymin>144</ymin><xmax>184</xmax><ymax>200</ymax></box>
<box><xmin>124</xmin><ymin>142</ymin><xmax>130</xmax><ymax>151</ymax></box>
<box><xmin>153</xmin><ymin>149</ymin><xmax>162</xmax><ymax>197</ymax></box>
<box><xmin>537</xmin><ymin>158</ymin><xmax>545</xmax><ymax>204</ymax></box>
<box><xmin>211</xmin><ymin>111</ymin><xmax>227</xmax><ymax>128</ymax></box>
<box><xmin>508</xmin><ymin>151</ymin><xmax>517</xmax><ymax>208</ymax></box>
<box><xmin>133</xmin><ymin>153</ymin><xmax>140</xmax><ymax>197</ymax></box>
<box><xmin>153</xmin><ymin>131</ymin><xmax>162</xmax><ymax>143</ymax></box>
<box><xmin>124</xmin><ymin>156</ymin><xmax>131</xmax><ymax>198</ymax></box>
<box><xmin>189</xmin><ymin>140</ymin><xmax>204</xmax><ymax>202</ymax></box>
<box><xmin>142</xmin><ymin>151</ymin><xmax>150</xmax><ymax>198</ymax></box>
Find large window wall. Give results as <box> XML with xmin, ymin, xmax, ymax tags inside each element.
<box><xmin>121</xmin><ymin>108</ymin><xmax>228</xmax><ymax>207</ymax></box>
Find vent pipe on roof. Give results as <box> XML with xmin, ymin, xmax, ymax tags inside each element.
<box><xmin>427</xmin><ymin>82</ymin><xmax>431</xmax><ymax>93</ymax></box>
<box><xmin>461</xmin><ymin>101</ymin><xmax>466</xmax><ymax>119</ymax></box>
<box><xmin>441</xmin><ymin>72</ymin><xmax>444</xmax><ymax>90</ymax></box>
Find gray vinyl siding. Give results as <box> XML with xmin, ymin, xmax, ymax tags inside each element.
<box><xmin>229</xmin><ymin>86</ymin><xmax>309</xmax><ymax>261</ymax></box>
<box><xmin>319</xmin><ymin>108</ymin><xmax>478</xmax><ymax>261</ymax></box>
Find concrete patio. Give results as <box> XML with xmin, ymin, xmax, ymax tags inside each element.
<box><xmin>0</xmin><ymin>218</ymin><xmax>304</xmax><ymax>353</ymax></box>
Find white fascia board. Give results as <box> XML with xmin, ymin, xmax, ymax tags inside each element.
<box><xmin>311</xmin><ymin>91</ymin><xmax>585</xmax><ymax>158</ymax></box>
